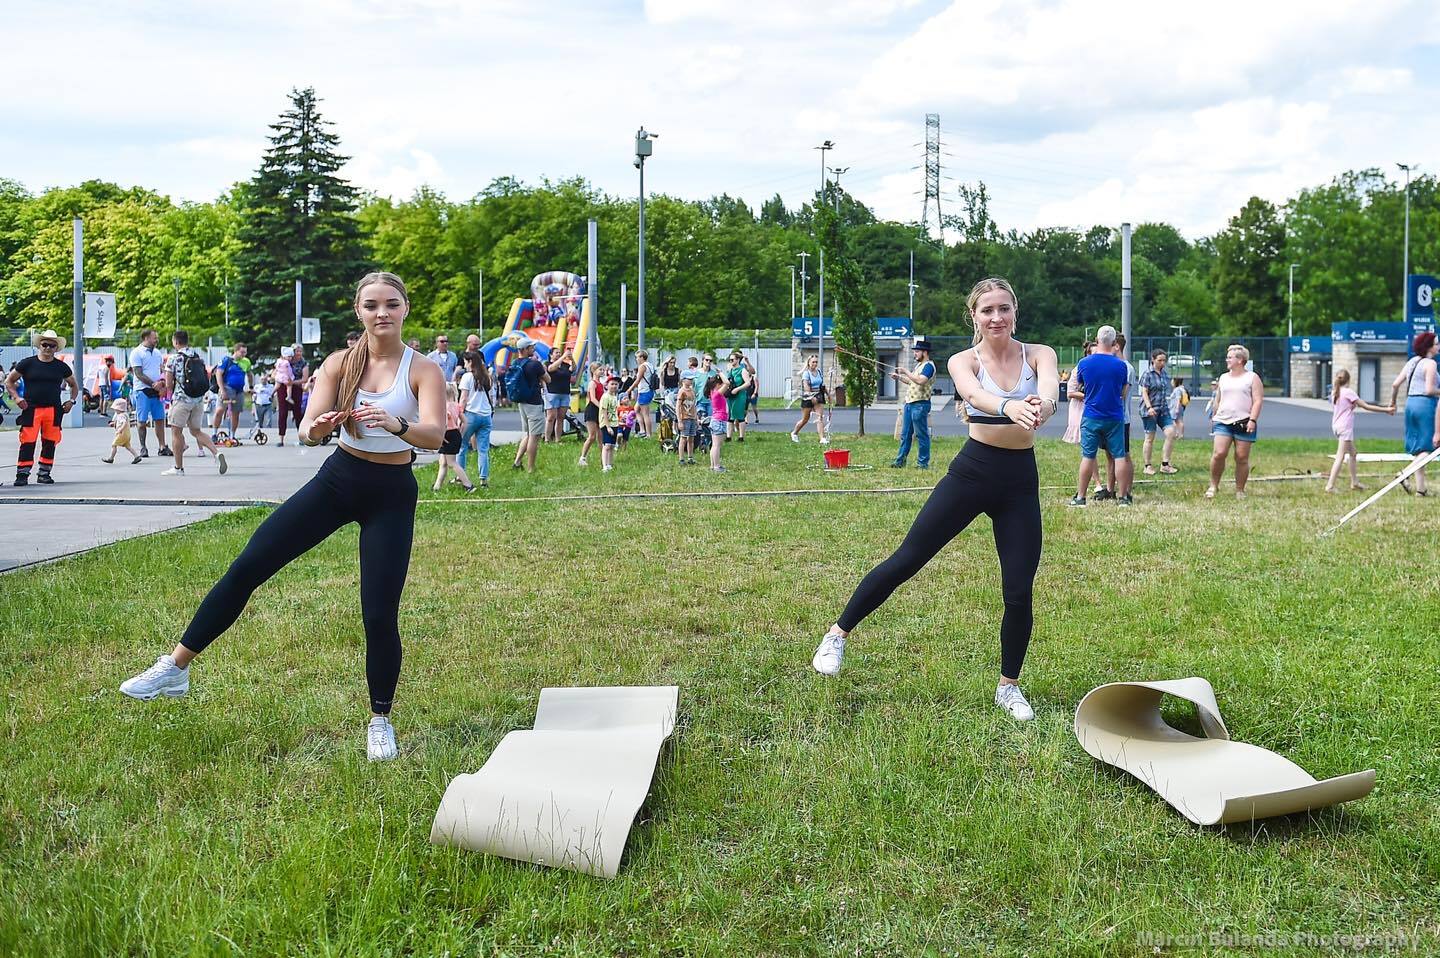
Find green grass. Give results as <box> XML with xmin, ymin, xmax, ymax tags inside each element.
<box><xmin>3</xmin><ymin>432</ymin><xmax>1439</xmax><ymax>956</ymax></box>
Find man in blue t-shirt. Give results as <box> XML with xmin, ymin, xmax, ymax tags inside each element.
<box><xmin>1071</xmin><ymin>325</ymin><xmax>1133</xmax><ymax>506</ymax></box>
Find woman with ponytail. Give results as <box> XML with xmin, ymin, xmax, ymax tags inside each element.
<box><xmin>811</xmin><ymin>277</ymin><xmax>1059</xmax><ymax>723</ymax></box>
<box><xmin>120</xmin><ymin>272</ymin><xmax>446</xmax><ymax>763</ymax></box>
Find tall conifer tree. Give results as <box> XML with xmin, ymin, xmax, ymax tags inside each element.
<box><xmin>233</xmin><ymin>87</ymin><xmax>367</xmax><ymax>350</ymax></box>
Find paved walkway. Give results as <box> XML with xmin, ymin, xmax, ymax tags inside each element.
<box><xmin>0</xmin><ymin>421</ymin><xmax>523</xmax><ymax>571</ymax></box>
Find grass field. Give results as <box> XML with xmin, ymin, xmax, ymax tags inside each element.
<box><xmin>3</xmin><ymin>432</ymin><xmax>1438</xmax><ymax>956</ymax></box>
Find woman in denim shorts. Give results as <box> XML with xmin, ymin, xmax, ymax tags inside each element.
<box><xmin>543</xmin><ymin>350</ymin><xmax>574</xmax><ymax>443</ymax></box>
<box><xmin>1207</xmin><ymin>345</ymin><xmax>1263</xmax><ymax>499</ymax></box>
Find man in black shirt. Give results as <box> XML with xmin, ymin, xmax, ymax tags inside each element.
<box><xmin>6</xmin><ymin>329</ymin><xmax>81</xmax><ymax>485</ymax></box>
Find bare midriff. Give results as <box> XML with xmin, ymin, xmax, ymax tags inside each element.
<box><xmin>968</xmin><ymin>421</ymin><xmax>1037</xmax><ymax>451</ymax></box>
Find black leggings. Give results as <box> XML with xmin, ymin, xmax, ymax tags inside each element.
<box><xmin>180</xmin><ymin>447</ymin><xmax>418</xmax><ymax>714</ymax></box>
<box><xmin>838</xmin><ymin>439</ymin><xmax>1042</xmax><ymax>680</ymax></box>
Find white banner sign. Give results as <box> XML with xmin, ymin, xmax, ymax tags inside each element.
<box><xmin>84</xmin><ymin>291</ymin><xmax>117</xmax><ymax>339</ymax></box>
<box><xmin>301</xmin><ymin>316</ymin><xmax>321</xmax><ymax>344</ymax></box>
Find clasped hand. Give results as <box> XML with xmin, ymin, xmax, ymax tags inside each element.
<box><xmin>1005</xmin><ymin>395</ymin><xmax>1045</xmax><ymax>430</ymax></box>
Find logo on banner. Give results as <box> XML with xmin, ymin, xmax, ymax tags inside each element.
<box><xmin>84</xmin><ymin>291</ymin><xmax>117</xmax><ymax>339</ymax></box>
<box><xmin>1408</xmin><ymin>274</ymin><xmax>1437</xmax><ymax>350</ymax></box>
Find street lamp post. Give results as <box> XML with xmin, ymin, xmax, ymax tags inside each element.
<box><xmin>907</xmin><ymin>250</ymin><xmax>917</xmax><ymax>323</ymax></box>
<box><xmin>814</xmin><ymin>140</ymin><xmax>833</xmax><ymax>376</ymax></box>
<box><xmin>829</xmin><ymin>166</ymin><xmax>849</xmax><ymax>213</ymax></box>
<box><xmin>788</xmin><ymin>265</ymin><xmax>796</xmax><ymax>320</ymax></box>
<box><xmin>635</xmin><ymin>127</ymin><xmax>657</xmax><ymax>354</ymax></box>
<box><xmin>478</xmin><ymin>267</ymin><xmax>484</xmax><ymax>339</ymax></box>
<box><xmin>796</xmin><ymin>251</ymin><xmax>809</xmax><ymax>329</ymax></box>
<box><xmin>1287</xmin><ymin>264</ymin><xmax>1299</xmax><ymax>338</ymax></box>
<box><xmin>1398</xmin><ymin>162</ymin><xmax>1417</xmax><ymax>324</ymax></box>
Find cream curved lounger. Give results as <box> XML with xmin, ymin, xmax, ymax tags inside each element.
<box><xmin>431</xmin><ymin>686</ymin><xmax>678</xmax><ymax>878</ymax></box>
<box><xmin>1074</xmin><ymin>678</ymin><xmax>1374</xmax><ymax>825</ymax></box>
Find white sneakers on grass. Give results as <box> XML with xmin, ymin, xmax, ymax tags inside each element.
<box><xmin>367</xmin><ymin>716</ymin><xmax>398</xmax><ymax>762</ymax></box>
<box><xmin>995</xmin><ymin>683</ymin><xmax>1035</xmax><ymax>722</ymax></box>
<box><xmin>811</xmin><ymin>628</ymin><xmax>1035</xmax><ymax>722</ymax></box>
<box><xmin>811</xmin><ymin>629</ymin><xmax>846</xmax><ymax>676</ymax></box>
<box><xmin>120</xmin><ymin>654</ymin><xmax>190</xmax><ymax>700</ymax></box>
<box><xmin>119</xmin><ymin>654</ymin><xmax>401</xmax><ymax>762</ymax></box>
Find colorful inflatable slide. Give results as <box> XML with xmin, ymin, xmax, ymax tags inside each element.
<box><xmin>480</xmin><ymin>271</ymin><xmax>593</xmax><ymax>375</ymax></box>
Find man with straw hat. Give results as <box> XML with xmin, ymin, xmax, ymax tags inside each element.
<box><xmin>890</xmin><ymin>337</ymin><xmax>936</xmax><ymax>470</ymax></box>
<box><xmin>5</xmin><ymin>329</ymin><xmax>81</xmax><ymax>485</ymax></box>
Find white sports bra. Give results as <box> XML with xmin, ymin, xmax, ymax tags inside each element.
<box><xmin>337</xmin><ymin>346</ymin><xmax>420</xmax><ymax>454</ymax></box>
<box><xmin>964</xmin><ymin>342</ymin><xmax>1039</xmax><ymax>422</ymax></box>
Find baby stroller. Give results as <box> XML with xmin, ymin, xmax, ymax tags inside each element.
<box><xmin>693</xmin><ymin>405</ymin><xmax>714</xmax><ymax>454</ymax></box>
<box><xmin>655</xmin><ymin>397</ymin><xmax>678</xmax><ymax>453</ymax></box>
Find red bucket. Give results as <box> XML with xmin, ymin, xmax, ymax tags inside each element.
<box><xmin>823</xmin><ymin>448</ymin><xmax>851</xmax><ymax>469</ymax></box>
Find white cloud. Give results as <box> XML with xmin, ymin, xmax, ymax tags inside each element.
<box><xmin>7</xmin><ymin>0</ymin><xmax>1440</xmax><ymax>237</ymax></box>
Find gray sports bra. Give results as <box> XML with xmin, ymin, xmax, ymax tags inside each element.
<box><xmin>964</xmin><ymin>342</ymin><xmax>1040</xmax><ymax>424</ymax></box>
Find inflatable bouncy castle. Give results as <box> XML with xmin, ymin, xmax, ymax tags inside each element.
<box><xmin>479</xmin><ymin>271</ymin><xmax>593</xmax><ymax>378</ymax></box>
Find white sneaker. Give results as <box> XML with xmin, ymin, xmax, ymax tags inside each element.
<box><xmin>820</xmin><ymin>436</ymin><xmax>831</xmax><ymax>444</ymax></box>
<box><xmin>578</xmin><ymin>456</ymin><xmax>588</xmax><ymax>466</ymax></box>
<box><xmin>216</xmin><ymin>452</ymin><xmax>228</xmax><ymax>475</ymax></box>
<box><xmin>120</xmin><ymin>654</ymin><xmax>190</xmax><ymax>700</ymax></box>
<box><xmin>602</xmin><ymin>464</ymin><xmax>613</xmax><ymax>472</ymax></box>
<box><xmin>160</xmin><ymin>467</ymin><xmax>184</xmax><ymax>476</ymax></box>
<box><xmin>995</xmin><ymin>683</ymin><xmax>1034</xmax><ymax>722</ymax></box>
<box><xmin>811</xmin><ymin>629</ymin><xmax>846</xmax><ymax>676</ymax></box>
<box><xmin>367</xmin><ymin>715</ymin><xmax>398</xmax><ymax>762</ymax></box>
<box><xmin>790</xmin><ymin>432</ymin><xmax>800</xmax><ymax>443</ymax></box>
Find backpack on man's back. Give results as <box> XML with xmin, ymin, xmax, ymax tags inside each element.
<box><xmin>504</xmin><ymin>360</ymin><xmax>530</xmax><ymax>403</ymax></box>
<box><xmin>179</xmin><ymin>351</ymin><xmax>210</xmax><ymax>399</ymax></box>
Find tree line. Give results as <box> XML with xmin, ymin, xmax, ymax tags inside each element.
<box><xmin>2</xmin><ymin>88</ymin><xmax>1434</xmax><ymax>353</ymax></box>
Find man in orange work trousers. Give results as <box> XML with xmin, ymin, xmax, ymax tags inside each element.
<box><xmin>6</xmin><ymin>329</ymin><xmax>82</xmax><ymax>486</ymax></box>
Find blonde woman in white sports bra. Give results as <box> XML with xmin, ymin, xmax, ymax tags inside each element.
<box><xmin>121</xmin><ymin>272</ymin><xmax>446</xmax><ymax>763</ymax></box>
<box><xmin>812</xmin><ymin>278</ymin><xmax>1059</xmax><ymax>723</ymax></box>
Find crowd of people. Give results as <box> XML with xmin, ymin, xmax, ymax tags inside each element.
<box><xmin>1057</xmin><ymin>328</ymin><xmax>1440</xmax><ymax>504</ymax></box>
<box><xmin>98</xmin><ymin>268</ymin><xmax>1438</xmax><ymax>766</ymax></box>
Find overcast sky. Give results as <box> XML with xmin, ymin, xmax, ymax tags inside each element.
<box><xmin>8</xmin><ymin>0</ymin><xmax>1440</xmax><ymax>238</ymax></box>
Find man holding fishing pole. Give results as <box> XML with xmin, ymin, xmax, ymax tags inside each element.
<box><xmin>890</xmin><ymin>338</ymin><xmax>936</xmax><ymax>470</ymax></box>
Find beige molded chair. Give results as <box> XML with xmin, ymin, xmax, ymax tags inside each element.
<box><xmin>1074</xmin><ymin>678</ymin><xmax>1374</xmax><ymax>825</ymax></box>
<box><xmin>431</xmin><ymin>686</ymin><xmax>678</xmax><ymax>877</ymax></box>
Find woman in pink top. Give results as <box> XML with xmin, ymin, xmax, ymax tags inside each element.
<box><xmin>1206</xmin><ymin>344</ymin><xmax>1264</xmax><ymax>499</ymax></box>
<box><xmin>272</xmin><ymin>350</ymin><xmax>297</xmax><ymax>446</ymax></box>
<box><xmin>1324</xmin><ymin>368</ymin><xmax>1395</xmax><ymax>493</ymax></box>
<box><xmin>1062</xmin><ymin>341</ymin><xmax>1094</xmax><ymax>445</ymax></box>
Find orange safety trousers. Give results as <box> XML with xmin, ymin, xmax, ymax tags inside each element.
<box><xmin>17</xmin><ymin>405</ymin><xmax>62</xmax><ymax>474</ymax></box>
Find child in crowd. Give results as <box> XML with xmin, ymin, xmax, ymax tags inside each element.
<box><xmin>1325</xmin><ymin>368</ymin><xmax>1394</xmax><ymax>493</ymax></box>
<box><xmin>676</xmin><ymin>379</ymin><xmax>698</xmax><ymax>465</ymax></box>
<box><xmin>707</xmin><ymin>374</ymin><xmax>729</xmax><ymax>472</ymax></box>
<box><xmin>1168</xmin><ymin>376</ymin><xmax>1189</xmax><ymax>440</ymax></box>
<box><xmin>253</xmin><ymin>373</ymin><xmax>275</xmax><ymax>433</ymax></box>
<box><xmin>617</xmin><ymin>397</ymin><xmax>637</xmax><ymax>450</ymax></box>
<box><xmin>434</xmin><ymin>383</ymin><xmax>474</xmax><ymax>492</ymax></box>
<box><xmin>101</xmin><ymin>397</ymin><xmax>142</xmax><ymax>464</ymax></box>
<box><xmin>599</xmin><ymin>376</ymin><xmax>622</xmax><ymax>472</ymax></box>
